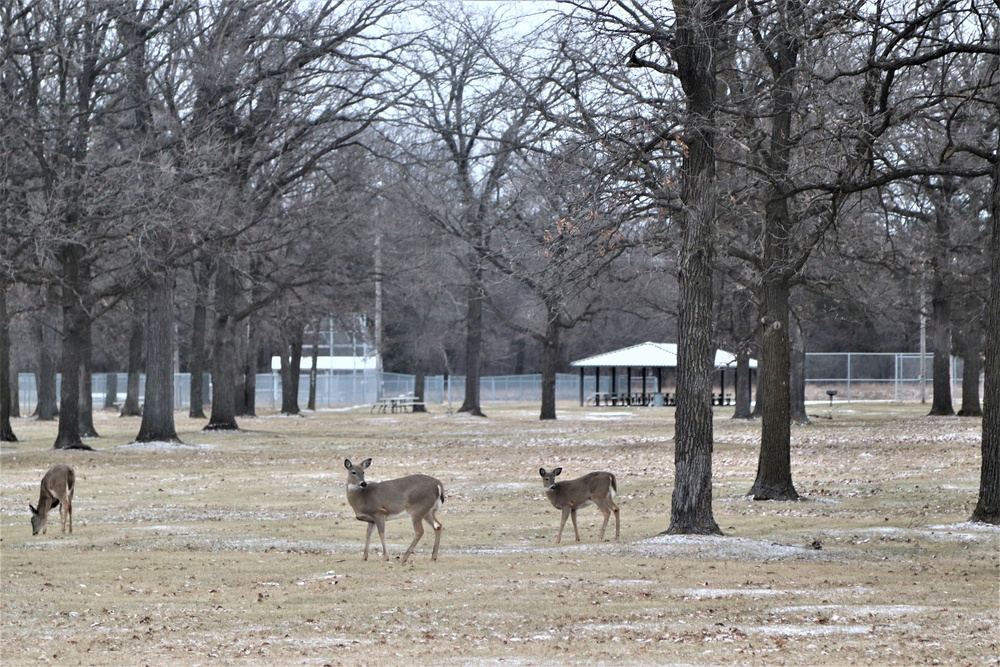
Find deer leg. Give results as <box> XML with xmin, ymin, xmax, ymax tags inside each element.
<box><xmin>570</xmin><ymin>507</ymin><xmax>581</xmax><ymax>542</ymax></box>
<box><xmin>374</xmin><ymin>516</ymin><xmax>390</xmax><ymax>561</ymax></box>
<box><xmin>66</xmin><ymin>491</ymin><xmax>73</xmax><ymax>534</ymax></box>
<box><xmin>58</xmin><ymin>502</ymin><xmax>67</xmax><ymax>534</ymax></box>
<box><xmin>402</xmin><ymin>514</ymin><xmax>426</xmax><ymax>563</ymax></box>
<box><xmin>363</xmin><ymin>521</ymin><xmax>377</xmax><ymax>561</ymax></box>
<box><xmin>598</xmin><ymin>504</ymin><xmax>611</xmax><ymax>541</ymax></box>
<box><xmin>556</xmin><ymin>506</ymin><xmax>572</xmax><ymax>544</ymax></box>
<box><xmin>425</xmin><ymin>512</ymin><xmax>442</xmax><ymax>561</ymax></box>
<box><xmin>613</xmin><ymin>503</ymin><xmax>620</xmax><ymax>540</ymax></box>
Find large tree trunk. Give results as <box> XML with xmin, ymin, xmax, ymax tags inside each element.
<box><xmin>120</xmin><ymin>300</ymin><xmax>144</xmax><ymax>417</ymax></box>
<box><xmin>54</xmin><ymin>246</ymin><xmax>93</xmax><ymax>450</ymax></box>
<box><xmin>103</xmin><ymin>372</ymin><xmax>118</xmax><ymax>410</ymax></box>
<box><xmin>136</xmin><ymin>274</ymin><xmax>180</xmax><ymax>443</ymax></box>
<box><xmin>664</xmin><ymin>0</ymin><xmax>726</xmax><ymax>536</ymax></box>
<box><xmin>749</xmin><ymin>279</ymin><xmax>798</xmax><ymax>500</ymax></box>
<box><xmin>188</xmin><ymin>261</ymin><xmax>210</xmax><ymax>418</ymax></box>
<box><xmin>748</xmin><ymin>20</ymin><xmax>799</xmax><ymax>501</ymax></box>
<box><xmin>971</xmin><ymin>133</ymin><xmax>999</xmax><ymax>524</ymax></box>
<box><xmin>458</xmin><ymin>270</ymin><xmax>485</xmax><ymax>416</ymax></box>
<box><xmin>205</xmin><ymin>261</ymin><xmax>240</xmax><ymax>431</ymax></box>
<box><xmin>539</xmin><ymin>315</ymin><xmax>559</xmax><ymax>421</ymax></box>
<box><xmin>0</xmin><ymin>281</ymin><xmax>16</xmax><ymax>442</ymax></box>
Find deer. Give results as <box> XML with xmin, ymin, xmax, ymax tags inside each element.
<box><xmin>344</xmin><ymin>458</ymin><xmax>445</xmax><ymax>562</ymax></box>
<box><xmin>30</xmin><ymin>464</ymin><xmax>76</xmax><ymax>535</ymax></box>
<box><xmin>539</xmin><ymin>467</ymin><xmax>620</xmax><ymax>544</ymax></box>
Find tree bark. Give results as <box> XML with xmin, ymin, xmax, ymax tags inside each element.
<box><xmin>664</xmin><ymin>0</ymin><xmax>727</xmax><ymax>536</ymax></box>
<box><xmin>307</xmin><ymin>337</ymin><xmax>319</xmax><ymax>411</ymax></box>
<box><xmin>104</xmin><ymin>372</ymin><xmax>118</xmax><ymax>410</ymax></box>
<box><xmin>957</xmin><ymin>329</ymin><xmax>983</xmax><ymax>417</ymax></box>
<box><xmin>136</xmin><ymin>273</ymin><xmax>180</xmax><ymax>443</ymax></box>
<box><xmin>240</xmin><ymin>318</ymin><xmax>258</xmax><ymax>417</ymax></box>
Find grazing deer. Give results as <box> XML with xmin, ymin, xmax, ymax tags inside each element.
<box><xmin>539</xmin><ymin>467</ymin><xmax>620</xmax><ymax>543</ymax></box>
<box><xmin>344</xmin><ymin>458</ymin><xmax>445</xmax><ymax>562</ymax></box>
<box><xmin>30</xmin><ymin>464</ymin><xmax>76</xmax><ymax>535</ymax></box>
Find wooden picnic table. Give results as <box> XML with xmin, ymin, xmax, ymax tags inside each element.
<box><xmin>371</xmin><ymin>395</ymin><xmax>425</xmax><ymax>414</ymax></box>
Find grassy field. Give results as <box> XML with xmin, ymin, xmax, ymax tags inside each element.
<box><xmin>1</xmin><ymin>402</ymin><xmax>997</xmax><ymax>666</ymax></box>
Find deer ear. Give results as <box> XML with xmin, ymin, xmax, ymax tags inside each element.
<box><xmin>553</xmin><ymin>468</ymin><xmax>562</xmax><ymax>476</ymax></box>
<box><xmin>344</xmin><ymin>459</ymin><xmax>352</xmax><ymax>470</ymax></box>
<box><xmin>29</xmin><ymin>504</ymin><xmax>37</xmax><ymax>515</ymax></box>
<box><xmin>539</xmin><ymin>468</ymin><xmax>546</xmax><ymax>477</ymax></box>
<box><xmin>361</xmin><ymin>458</ymin><xmax>372</xmax><ymax>469</ymax></box>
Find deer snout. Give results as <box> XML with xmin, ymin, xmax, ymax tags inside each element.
<box><xmin>359</xmin><ymin>481</ymin><xmax>368</xmax><ymax>488</ymax></box>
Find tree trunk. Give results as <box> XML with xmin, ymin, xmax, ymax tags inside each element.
<box><xmin>280</xmin><ymin>322</ymin><xmax>303</xmax><ymax>415</ymax></box>
<box><xmin>971</xmin><ymin>133</ymin><xmax>999</xmax><ymax>524</ymax></box>
<box><xmin>732</xmin><ymin>348</ymin><xmax>753</xmax><ymax>419</ymax></box>
<box><xmin>664</xmin><ymin>0</ymin><xmax>726</xmax><ymax>536</ymax></box>
<box><xmin>9</xmin><ymin>360</ymin><xmax>19</xmax><ymax>418</ymax></box>
<box><xmin>205</xmin><ymin>261</ymin><xmax>240</xmax><ymax>431</ymax></box>
<box><xmin>78</xmin><ymin>320</ymin><xmax>98</xmax><ymax>438</ymax></box>
<box><xmin>136</xmin><ymin>274</ymin><xmax>180</xmax><ymax>443</ymax></box>
<box><xmin>749</xmin><ymin>278</ymin><xmax>798</xmax><ymax>500</ymax></box>
<box><xmin>104</xmin><ymin>372</ymin><xmax>118</xmax><ymax>410</ymax></box>
<box><xmin>120</xmin><ymin>300</ymin><xmax>144</xmax><ymax>416</ymax></box>
<box><xmin>307</xmin><ymin>335</ymin><xmax>319</xmax><ymax>411</ymax></box>
<box><xmin>789</xmin><ymin>313</ymin><xmax>809</xmax><ymax>425</ymax></box>
<box><xmin>539</xmin><ymin>315</ymin><xmax>559</xmax><ymax>421</ymax></box>
<box><xmin>240</xmin><ymin>318</ymin><xmax>258</xmax><ymax>417</ymax></box>
<box><xmin>957</xmin><ymin>332</ymin><xmax>983</xmax><ymax>417</ymax></box>
<box><xmin>0</xmin><ymin>281</ymin><xmax>16</xmax><ymax>442</ymax></box>
<box><xmin>459</xmin><ymin>271</ymin><xmax>485</xmax><ymax>417</ymax></box>
<box><xmin>54</xmin><ymin>246</ymin><xmax>93</xmax><ymax>450</ymax></box>
<box><xmin>928</xmin><ymin>277</ymin><xmax>955</xmax><ymax>415</ymax></box>
<box><xmin>34</xmin><ymin>292</ymin><xmax>59</xmax><ymax>420</ymax></box>
<box><xmin>188</xmin><ymin>261</ymin><xmax>209</xmax><ymax>418</ymax></box>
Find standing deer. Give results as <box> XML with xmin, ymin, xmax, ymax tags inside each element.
<box><xmin>539</xmin><ymin>467</ymin><xmax>620</xmax><ymax>543</ymax></box>
<box><xmin>30</xmin><ymin>464</ymin><xmax>76</xmax><ymax>535</ymax></box>
<box><xmin>344</xmin><ymin>458</ymin><xmax>445</xmax><ymax>562</ymax></box>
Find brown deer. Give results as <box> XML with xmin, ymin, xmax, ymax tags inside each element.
<box><xmin>344</xmin><ymin>458</ymin><xmax>445</xmax><ymax>562</ymax></box>
<box><xmin>539</xmin><ymin>467</ymin><xmax>619</xmax><ymax>543</ymax></box>
<box><xmin>30</xmin><ymin>464</ymin><xmax>75</xmax><ymax>535</ymax></box>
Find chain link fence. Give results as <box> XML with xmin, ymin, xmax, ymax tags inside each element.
<box><xmin>13</xmin><ymin>352</ymin><xmax>978</xmax><ymax>414</ymax></box>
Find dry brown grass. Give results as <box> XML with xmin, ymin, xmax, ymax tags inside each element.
<box><xmin>1</xmin><ymin>402</ymin><xmax>997</xmax><ymax>666</ymax></box>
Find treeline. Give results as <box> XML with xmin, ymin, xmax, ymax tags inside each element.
<box><xmin>1</xmin><ymin>2</ymin><xmax>997</xmax><ymax>521</ymax></box>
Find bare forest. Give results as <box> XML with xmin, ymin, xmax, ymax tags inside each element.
<box><xmin>2</xmin><ymin>0</ymin><xmax>998</xmax><ymax>531</ymax></box>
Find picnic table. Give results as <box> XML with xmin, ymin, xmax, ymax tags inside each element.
<box><xmin>371</xmin><ymin>394</ymin><xmax>425</xmax><ymax>414</ymax></box>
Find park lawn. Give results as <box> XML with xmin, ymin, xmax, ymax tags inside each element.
<box><xmin>1</xmin><ymin>402</ymin><xmax>996</xmax><ymax>666</ymax></box>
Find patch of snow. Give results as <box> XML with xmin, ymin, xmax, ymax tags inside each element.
<box><xmin>631</xmin><ymin>534</ymin><xmax>830</xmax><ymax>561</ymax></box>
<box><xmin>115</xmin><ymin>441</ymin><xmax>214</xmax><ymax>450</ymax></box>
<box><xmin>583</xmin><ymin>412</ymin><xmax>635</xmax><ymax>420</ymax></box>
<box><xmin>747</xmin><ymin>624</ymin><xmax>871</xmax><ymax>637</ymax></box>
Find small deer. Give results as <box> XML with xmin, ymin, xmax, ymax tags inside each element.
<box><xmin>539</xmin><ymin>467</ymin><xmax>620</xmax><ymax>543</ymax></box>
<box><xmin>344</xmin><ymin>458</ymin><xmax>445</xmax><ymax>562</ymax></box>
<box><xmin>30</xmin><ymin>464</ymin><xmax>76</xmax><ymax>535</ymax></box>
